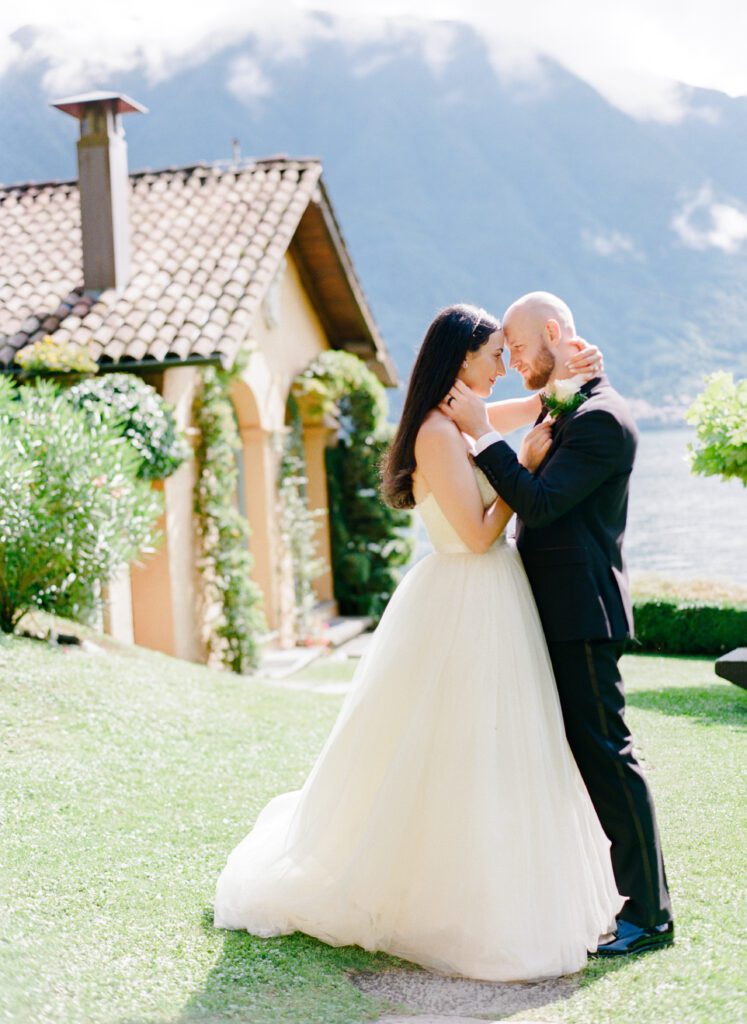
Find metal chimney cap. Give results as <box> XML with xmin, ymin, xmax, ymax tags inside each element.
<box><xmin>50</xmin><ymin>91</ymin><xmax>148</xmax><ymax>119</ymax></box>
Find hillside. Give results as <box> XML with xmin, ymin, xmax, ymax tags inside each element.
<box><xmin>2</xmin><ymin>24</ymin><xmax>747</xmax><ymax>414</ymax></box>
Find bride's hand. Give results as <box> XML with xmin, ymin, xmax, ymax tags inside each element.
<box><xmin>518</xmin><ymin>420</ymin><xmax>553</xmax><ymax>472</ymax></box>
<box><xmin>565</xmin><ymin>338</ymin><xmax>603</xmax><ymax>380</ymax></box>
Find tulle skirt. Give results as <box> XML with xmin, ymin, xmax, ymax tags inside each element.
<box><xmin>214</xmin><ymin>539</ymin><xmax>623</xmax><ymax>980</ymax></box>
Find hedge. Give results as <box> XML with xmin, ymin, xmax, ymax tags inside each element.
<box><xmin>630</xmin><ymin>598</ymin><xmax>747</xmax><ymax>655</ymax></box>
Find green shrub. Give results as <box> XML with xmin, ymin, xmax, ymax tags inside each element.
<box><xmin>68</xmin><ymin>373</ymin><xmax>190</xmax><ymax>481</ymax></box>
<box><xmin>630</xmin><ymin>597</ymin><xmax>747</xmax><ymax>655</ymax></box>
<box><xmin>0</xmin><ymin>378</ymin><xmax>162</xmax><ymax>633</ymax></box>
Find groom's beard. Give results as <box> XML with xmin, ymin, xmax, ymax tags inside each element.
<box><xmin>521</xmin><ymin>343</ymin><xmax>555</xmax><ymax>391</ymax></box>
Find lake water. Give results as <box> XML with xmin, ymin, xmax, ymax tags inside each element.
<box><xmin>409</xmin><ymin>428</ymin><xmax>747</xmax><ymax>588</ymax></box>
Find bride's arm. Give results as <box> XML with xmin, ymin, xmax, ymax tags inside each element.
<box><xmin>414</xmin><ymin>413</ymin><xmax>513</xmax><ymax>554</ymax></box>
<box><xmin>487</xmin><ymin>395</ymin><xmax>542</xmax><ymax>434</ymax></box>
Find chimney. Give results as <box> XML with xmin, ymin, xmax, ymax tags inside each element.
<box><xmin>51</xmin><ymin>91</ymin><xmax>147</xmax><ymax>294</ymax></box>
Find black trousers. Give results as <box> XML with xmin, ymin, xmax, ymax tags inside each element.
<box><xmin>547</xmin><ymin>639</ymin><xmax>673</xmax><ymax>929</ymax></box>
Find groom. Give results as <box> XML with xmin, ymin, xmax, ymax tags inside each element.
<box><xmin>442</xmin><ymin>291</ymin><xmax>673</xmax><ymax>955</ymax></box>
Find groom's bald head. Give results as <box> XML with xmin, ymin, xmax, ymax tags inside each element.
<box><xmin>502</xmin><ymin>292</ymin><xmax>577</xmax><ymax>390</ymax></box>
<box><xmin>503</xmin><ymin>291</ymin><xmax>576</xmax><ymax>339</ymax></box>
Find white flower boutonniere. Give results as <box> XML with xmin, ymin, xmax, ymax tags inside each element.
<box><xmin>542</xmin><ymin>374</ymin><xmax>589</xmax><ymax>417</ymax></box>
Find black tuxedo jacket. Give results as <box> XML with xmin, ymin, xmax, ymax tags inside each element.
<box><xmin>475</xmin><ymin>375</ymin><xmax>638</xmax><ymax>642</ymax></box>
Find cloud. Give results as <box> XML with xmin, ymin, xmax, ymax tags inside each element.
<box><xmin>672</xmin><ymin>183</ymin><xmax>747</xmax><ymax>253</ymax></box>
<box><xmin>1</xmin><ymin>0</ymin><xmax>745</xmax><ymax>121</ymax></box>
<box><xmin>226</xmin><ymin>55</ymin><xmax>273</xmax><ymax>106</ymax></box>
<box><xmin>574</xmin><ymin>68</ymin><xmax>720</xmax><ymax>125</ymax></box>
<box><xmin>582</xmin><ymin>228</ymin><xmax>643</xmax><ymax>260</ymax></box>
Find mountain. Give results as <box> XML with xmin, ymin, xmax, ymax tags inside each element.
<box><xmin>2</xmin><ymin>23</ymin><xmax>747</xmax><ymax>417</ymax></box>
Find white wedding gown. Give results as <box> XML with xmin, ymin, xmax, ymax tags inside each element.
<box><xmin>214</xmin><ymin>463</ymin><xmax>623</xmax><ymax>981</ymax></box>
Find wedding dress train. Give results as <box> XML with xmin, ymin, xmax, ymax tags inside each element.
<box><xmin>214</xmin><ymin>463</ymin><xmax>623</xmax><ymax>980</ymax></box>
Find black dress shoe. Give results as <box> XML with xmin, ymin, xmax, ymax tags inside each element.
<box><xmin>593</xmin><ymin>918</ymin><xmax>674</xmax><ymax>957</ymax></box>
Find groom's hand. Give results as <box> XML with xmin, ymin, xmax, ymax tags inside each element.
<box><xmin>518</xmin><ymin>420</ymin><xmax>553</xmax><ymax>471</ymax></box>
<box><xmin>439</xmin><ymin>380</ymin><xmax>491</xmax><ymax>439</ymax></box>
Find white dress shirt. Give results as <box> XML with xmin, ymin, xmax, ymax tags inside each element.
<box><xmin>474</xmin><ymin>430</ymin><xmax>504</xmax><ymax>455</ymax></box>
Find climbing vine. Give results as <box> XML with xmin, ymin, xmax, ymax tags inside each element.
<box><xmin>193</xmin><ymin>359</ymin><xmax>265</xmax><ymax>672</ymax></box>
<box><xmin>291</xmin><ymin>350</ymin><xmax>413</xmax><ymax>620</ymax></box>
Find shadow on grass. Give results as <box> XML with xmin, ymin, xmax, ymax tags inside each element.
<box><xmin>129</xmin><ymin>907</ymin><xmax>412</xmax><ymax>1024</ymax></box>
<box><xmin>627</xmin><ymin>684</ymin><xmax>747</xmax><ymax>728</ymax></box>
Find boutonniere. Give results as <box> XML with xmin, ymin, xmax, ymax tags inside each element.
<box><xmin>542</xmin><ymin>374</ymin><xmax>589</xmax><ymax>417</ymax></box>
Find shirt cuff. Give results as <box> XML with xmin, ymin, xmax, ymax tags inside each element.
<box><xmin>474</xmin><ymin>430</ymin><xmax>503</xmax><ymax>455</ymax></box>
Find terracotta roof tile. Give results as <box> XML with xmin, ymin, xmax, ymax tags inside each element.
<box><xmin>0</xmin><ymin>159</ymin><xmax>323</xmax><ymax>371</ymax></box>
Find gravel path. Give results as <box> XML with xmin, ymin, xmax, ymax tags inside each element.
<box><xmin>352</xmin><ymin>968</ymin><xmax>577</xmax><ymax>1021</ymax></box>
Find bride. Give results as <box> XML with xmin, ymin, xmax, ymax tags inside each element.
<box><xmin>214</xmin><ymin>304</ymin><xmax>623</xmax><ymax>981</ymax></box>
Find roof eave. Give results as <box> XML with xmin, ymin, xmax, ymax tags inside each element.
<box><xmin>296</xmin><ymin>180</ymin><xmax>399</xmax><ymax>388</ymax></box>
<box><xmin>0</xmin><ymin>354</ymin><xmax>224</xmax><ymax>376</ymax></box>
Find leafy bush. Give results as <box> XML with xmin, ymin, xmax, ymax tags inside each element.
<box><xmin>292</xmin><ymin>350</ymin><xmax>413</xmax><ymax>620</ymax></box>
<box><xmin>687</xmin><ymin>372</ymin><xmax>747</xmax><ymax>485</ymax></box>
<box><xmin>68</xmin><ymin>373</ymin><xmax>190</xmax><ymax>481</ymax></box>
<box><xmin>630</xmin><ymin>597</ymin><xmax>747</xmax><ymax>655</ymax></box>
<box><xmin>0</xmin><ymin>378</ymin><xmax>161</xmax><ymax>633</ymax></box>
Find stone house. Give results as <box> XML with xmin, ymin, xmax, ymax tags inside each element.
<box><xmin>0</xmin><ymin>91</ymin><xmax>398</xmax><ymax>661</ymax></box>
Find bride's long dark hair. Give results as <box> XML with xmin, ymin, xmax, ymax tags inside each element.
<box><xmin>381</xmin><ymin>304</ymin><xmax>501</xmax><ymax>509</ymax></box>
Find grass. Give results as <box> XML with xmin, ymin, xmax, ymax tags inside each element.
<box><xmin>1</xmin><ymin>624</ymin><xmax>745</xmax><ymax>1024</ymax></box>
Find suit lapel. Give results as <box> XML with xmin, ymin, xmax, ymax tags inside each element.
<box><xmin>534</xmin><ymin>374</ymin><xmax>608</xmax><ymax>475</ymax></box>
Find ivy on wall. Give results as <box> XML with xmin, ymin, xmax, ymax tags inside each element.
<box><xmin>193</xmin><ymin>360</ymin><xmax>265</xmax><ymax>673</ymax></box>
<box><xmin>291</xmin><ymin>350</ymin><xmax>413</xmax><ymax>620</ymax></box>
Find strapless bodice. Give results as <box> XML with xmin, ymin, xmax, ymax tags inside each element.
<box><xmin>417</xmin><ymin>462</ymin><xmax>505</xmax><ymax>554</ymax></box>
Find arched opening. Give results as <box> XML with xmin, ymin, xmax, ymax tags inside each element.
<box><xmin>229</xmin><ymin>376</ymin><xmax>284</xmax><ymax>635</ymax></box>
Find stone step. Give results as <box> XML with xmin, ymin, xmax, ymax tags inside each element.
<box><xmin>323</xmin><ymin>614</ymin><xmax>373</xmax><ymax>648</ymax></box>
<box><xmin>257</xmin><ymin>614</ymin><xmax>373</xmax><ymax>678</ymax></box>
<box><xmin>258</xmin><ymin>646</ymin><xmax>324</xmax><ymax>679</ymax></box>
<box><xmin>334</xmin><ymin>630</ymin><xmax>374</xmax><ymax>658</ymax></box>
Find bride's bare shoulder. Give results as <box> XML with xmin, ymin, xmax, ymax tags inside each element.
<box><xmin>416</xmin><ymin>409</ymin><xmax>461</xmax><ymax>447</ymax></box>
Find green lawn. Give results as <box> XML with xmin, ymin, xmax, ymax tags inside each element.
<box><xmin>1</xmin><ymin>625</ymin><xmax>745</xmax><ymax>1024</ymax></box>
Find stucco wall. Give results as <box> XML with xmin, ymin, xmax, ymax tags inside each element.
<box><xmin>110</xmin><ymin>251</ymin><xmax>337</xmax><ymax>659</ymax></box>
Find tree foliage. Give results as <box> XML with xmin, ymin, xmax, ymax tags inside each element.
<box><xmin>687</xmin><ymin>371</ymin><xmax>747</xmax><ymax>485</ymax></box>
